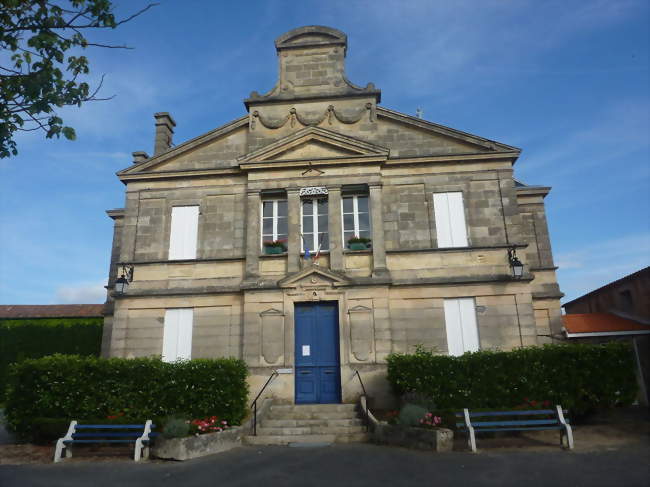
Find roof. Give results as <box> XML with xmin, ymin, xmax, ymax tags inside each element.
<box><xmin>562</xmin><ymin>312</ymin><xmax>650</xmax><ymax>337</ymax></box>
<box><xmin>563</xmin><ymin>266</ymin><xmax>650</xmax><ymax>308</ymax></box>
<box><xmin>0</xmin><ymin>304</ymin><xmax>105</xmax><ymax>319</ymax></box>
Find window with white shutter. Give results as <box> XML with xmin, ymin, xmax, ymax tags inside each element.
<box><xmin>169</xmin><ymin>206</ymin><xmax>199</xmax><ymax>260</ymax></box>
<box><xmin>162</xmin><ymin>308</ymin><xmax>193</xmax><ymax>362</ymax></box>
<box><xmin>443</xmin><ymin>298</ymin><xmax>479</xmax><ymax>356</ymax></box>
<box><xmin>433</xmin><ymin>192</ymin><xmax>468</xmax><ymax>248</ymax></box>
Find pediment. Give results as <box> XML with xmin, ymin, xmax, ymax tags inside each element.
<box><xmin>117</xmin><ymin>116</ymin><xmax>249</xmax><ymax>178</ymax></box>
<box><xmin>278</xmin><ymin>265</ymin><xmax>352</xmax><ymax>289</ymax></box>
<box><xmin>239</xmin><ymin>126</ymin><xmax>389</xmax><ymax>165</ymax></box>
<box><xmin>376</xmin><ymin>107</ymin><xmax>521</xmax><ymax>155</ymax></box>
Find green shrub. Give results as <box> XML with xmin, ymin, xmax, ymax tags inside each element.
<box><xmin>0</xmin><ymin>317</ymin><xmax>103</xmax><ymax>391</ymax></box>
<box><xmin>4</xmin><ymin>355</ymin><xmax>249</xmax><ymax>439</ymax></box>
<box><xmin>397</xmin><ymin>403</ymin><xmax>427</xmax><ymax>426</ymax></box>
<box><xmin>162</xmin><ymin>417</ymin><xmax>191</xmax><ymax>439</ymax></box>
<box><xmin>387</xmin><ymin>343</ymin><xmax>637</xmax><ymax>416</ymax></box>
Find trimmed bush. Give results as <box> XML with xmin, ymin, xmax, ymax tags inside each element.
<box><xmin>0</xmin><ymin>317</ymin><xmax>103</xmax><ymax>391</ymax></box>
<box><xmin>387</xmin><ymin>343</ymin><xmax>638</xmax><ymax>416</ymax></box>
<box><xmin>4</xmin><ymin>355</ymin><xmax>249</xmax><ymax>438</ymax></box>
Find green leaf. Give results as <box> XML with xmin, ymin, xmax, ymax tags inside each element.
<box><xmin>61</xmin><ymin>126</ymin><xmax>76</xmax><ymax>140</ymax></box>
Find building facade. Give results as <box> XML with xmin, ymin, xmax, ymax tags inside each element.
<box><xmin>102</xmin><ymin>26</ymin><xmax>563</xmax><ymax>406</ymax></box>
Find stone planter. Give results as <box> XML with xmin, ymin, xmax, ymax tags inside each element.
<box><xmin>152</xmin><ymin>426</ymin><xmax>243</xmax><ymax>461</ymax></box>
<box><xmin>373</xmin><ymin>423</ymin><xmax>453</xmax><ymax>452</ymax></box>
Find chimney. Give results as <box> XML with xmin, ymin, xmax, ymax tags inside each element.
<box><xmin>153</xmin><ymin>112</ymin><xmax>176</xmax><ymax>155</ymax></box>
<box><xmin>132</xmin><ymin>151</ymin><xmax>149</xmax><ymax>164</ymax></box>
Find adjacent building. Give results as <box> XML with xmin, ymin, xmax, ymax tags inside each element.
<box><xmin>102</xmin><ymin>26</ymin><xmax>563</xmax><ymax>405</ymax></box>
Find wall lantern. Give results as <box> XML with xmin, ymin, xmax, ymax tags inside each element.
<box><xmin>507</xmin><ymin>247</ymin><xmax>524</xmax><ymax>279</ymax></box>
<box><xmin>114</xmin><ymin>265</ymin><xmax>134</xmax><ymax>294</ymax></box>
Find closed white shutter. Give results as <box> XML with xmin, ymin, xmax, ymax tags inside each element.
<box><xmin>162</xmin><ymin>308</ymin><xmax>193</xmax><ymax>362</ymax></box>
<box><xmin>169</xmin><ymin>206</ymin><xmax>199</xmax><ymax>260</ymax></box>
<box><xmin>433</xmin><ymin>192</ymin><xmax>468</xmax><ymax>248</ymax></box>
<box><xmin>443</xmin><ymin>298</ymin><xmax>479</xmax><ymax>356</ymax></box>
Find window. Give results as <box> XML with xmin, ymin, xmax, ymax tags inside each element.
<box><xmin>433</xmin><ymin>192</ymin><xmax>468</xmax><ymax>248</ymax></box>
<box><xmin>342</xmin><ymin>195</ymin><xmax>370</xmax><ymax>245</ymax></box>
<box><xmin>301</xmin><ymin>197</ymin><xmax>329</xmax><ymax>252</ymax></box>
<box><xmin>443</xmin><ymin>298</ymin><xmax>479</xmax><ymax>356</ymax></box>
<box><xmin>261</xmin><ymin>199</ymin><xmax>288</xmax><ymax>249</ymax></box>
<box><xmin>169</xmin><ymin>206</ymin><xmax>199</xmax><ymax>260</ymax></box>
<box><xmin>162</xmin><ymin>308</ymin><xmax>193</xmax><ymax>362</ymax></box>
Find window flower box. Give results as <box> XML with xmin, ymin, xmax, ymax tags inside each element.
<box><xmin>263</xmin><ymin>240</ymin><xmax>287</xmax><ymax>254</ymax></box>
<box><xmin>347</xmin><ymin>237</ymin><xmax>371</xmax><ymax>250</ymax></box>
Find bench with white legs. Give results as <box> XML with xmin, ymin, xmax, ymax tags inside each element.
<box><xmin>54</xmin><ymin>420</ymin><xmax>156</xmax><ymax>462</ymax></box>
<box><xmin>456</xmin><ymin>405</ymin><xmax>573</xmax><ymax>452</ymax></box>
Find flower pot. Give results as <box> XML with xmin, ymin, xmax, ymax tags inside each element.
<box><xmin>264</xmin><ymin>246</ymin><xmax>284</xmax><ymax>255</ymax></box>
<box><xmin>349</xmin><ymin>242</ymin><xmax>368</xmax><ymax>251</ymax></box>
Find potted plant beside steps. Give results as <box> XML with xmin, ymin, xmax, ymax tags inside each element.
<box><xmin>347</xmin><ymin>237</ymin><xmax>371</xmax><ymax>251</ymax></box>
<box><xmin>263</xmin><ymin>240</ymin><xmax>287</xmax><ymax>255</ymax></box>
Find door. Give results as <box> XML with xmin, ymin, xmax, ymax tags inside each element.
<box><xmin>294</xmin><ymin>302</ymin><xmax>341</xmax><ymax>404</ymax></box>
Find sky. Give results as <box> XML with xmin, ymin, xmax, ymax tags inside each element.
<box><xmin>0</xmin><ymin>0</ymin><xmax>648</xmax><ymax>305</ymax></box>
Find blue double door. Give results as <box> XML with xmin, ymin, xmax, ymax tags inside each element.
<box><xmin>294</xmin><ymin>302</ymin><xmax>341</xmax><ymax>404</ymax></box>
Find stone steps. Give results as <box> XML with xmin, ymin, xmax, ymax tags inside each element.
<box><xmin>244</xmin><ymin>432</ymin><xmax>369</xmax><ymax>446</ymax></box>
<box><xmin>262</xmin><ymin>418</ymin><xmax>363</xmax><ymax>428</ymax></box>
<box><xmin>266</xmin><ymin>410</ymin><xmax>357</xmax><ymax>420</ymax></box>
<box><xmin>247</xmin><ymin>403</ymin><xmax>368</xmax><ymax>446</ymax></box>
<box><xmin>269</xmin><ymin>404</ymin><xmax>357</xmax><ymax>413</ymax></box>
<box><xmin>257</xmin><ymin>425</ymin><xmax>366</xmax><ymax>436</ymax></box>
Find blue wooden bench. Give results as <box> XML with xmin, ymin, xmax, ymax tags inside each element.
<box><xmin>54</xmin><ymin>420</ymin><xmax>156</xmax><ymax>462</ymax></box>
<box><xmin>455</xmin><ymin>405</ymin><xmax>574</xmax><ymax>452</ymax></box>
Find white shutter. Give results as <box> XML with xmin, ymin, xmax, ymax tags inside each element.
<box><xmin>433</xmin><ymin>193</ymin><xmax>468</xmax><ymax>248</ymax></box>
<box><xmin>162</xmin><ymin>309</ymin><xmax>180</xmax><ymax>362</ymax></box>
<box><xmin>458</xmin><ymin>298</ymin><xmax>479</xmax><ymax>353</ymax></box>
<box><xmin>444</xmin><ymin>298</ymin><xmax>479</xmax><ymax>356</ymax></box>
<box><xmin>162</xmin><ymin>308</ymin><xmax>193</xmax><ymax>362</ymax></box>
<box><xmin>447</xmin><ymin>192</ymin><xmax>468</xmax><ymax>247</ymax></box>
<box><xmin>443</xmin><ymin>299</ymin><xmax>464</xmax><ymax>356</ymax></box>
<box><xmin>169</xmin><ymin>206</ymin><xmax>199</xmax><ymax>260</ymax></box>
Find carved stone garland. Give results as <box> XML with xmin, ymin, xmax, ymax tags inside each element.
<box><xmin>250</xmin><ymin>103</ymin><xmax>374</xmax><ymax>131</ymax></box>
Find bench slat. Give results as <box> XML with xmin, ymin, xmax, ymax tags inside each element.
<box><xmin>75</xmin><ymin>424</ymin><xmax>153</xmax><ymax>429</ymax></box>
<box><xmin>64</xmin><ymin>439</ymin><xmax>151</xmax><ymax>444</ymax></box>
<box><xmin>463</xmin><ymin>426</ymin><xmax>564</xmax><ymax>433</ymax></box>
<box><xmin>471</xmin><ymin>419</ymin><xmax>560</xmax><ymax>427</ymax></box>
<box><xmin>72</xmin><ymin>432</ymin><xmax>144</xmax><ymax>438</ymax></box>
<box><xmin>454</xmin><ymin>410</ymin><xmax>563</xmax><ymax>417</ymax></box>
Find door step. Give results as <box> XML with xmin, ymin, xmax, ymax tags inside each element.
<box><xmin>246</xmin><ymin>403</ymin><xmax>368</xmax><ymax>446</ymax></box>
<box><xmin>244</xmin><ymin>433</ymin><xmax>369</xmax><ymax>446</ymax></box>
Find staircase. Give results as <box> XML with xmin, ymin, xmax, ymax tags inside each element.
<box><xmin>245</xmin><ymin>403</ymin><xmax>369</xmax><ymax>446</ymax></box>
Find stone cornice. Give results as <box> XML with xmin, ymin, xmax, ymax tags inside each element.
<box><xmin>106</xmin><ymin>208</ymin><xmax>124</xmax><ymax>220</ymax></box>
<box><xmin>385</xmin><ymin>151</ymin><xmax>520</xmax><ymax>166</ymax></box>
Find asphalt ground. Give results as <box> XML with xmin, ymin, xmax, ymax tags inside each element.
<box><xmin>1</xmin><ymin>442</ymin><xmax>649</xmax><ymax>487</ymax></box>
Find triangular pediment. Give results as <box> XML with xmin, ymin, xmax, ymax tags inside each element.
<box><xmin>239</xmin><ymin>126</ymin><xmax>389</xmax><ymax>165</ymax></box>
<box><xmin>117</xmin><ymin>116</ymin><xmax>249</xmax><ymax>178</ymax></box>
<box><xmin>278</xmin><ymin>265</ymin><xmax>353</xmax><ymax>288</ymax></box>
<box><xmin>376</xmin><ymin>107</ymin><xmax>520</xmax><ymax>155</ymax></box>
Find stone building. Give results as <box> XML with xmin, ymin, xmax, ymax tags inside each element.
<box><xmin>102</xmin><ymin>26</ymin><xmax>563</xmax><ymax>406</ymax></box>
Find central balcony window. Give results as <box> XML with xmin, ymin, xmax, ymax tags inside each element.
<box><xmin>301</xmin><ymin>197</ymin><xmax>329</xmax><ymax>253</ymax></box>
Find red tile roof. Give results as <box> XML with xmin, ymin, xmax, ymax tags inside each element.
<box><xmin>563</xmin><ymin>313</ymin><xmax>650</xmax><ymax>335</ymax></box>
<box><xmin>0</xmin><ymin>304</ymin><xmax>104</xmax><ymax>319</ymax></box>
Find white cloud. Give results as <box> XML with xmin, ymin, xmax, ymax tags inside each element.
<box><xmin>55</xmin><ymin>281</ymin><xmax>107</xmax><ymax>304</ymax></box>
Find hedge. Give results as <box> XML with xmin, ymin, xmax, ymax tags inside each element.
<box><xmin>387</xmin><ymin>343</ymin><xmax>638</xmax><ymax>416</ymax></box>
<box><xmin>0</xmin><ymin>317</ymin><xmax>103</xmax><ymax>391</ymax></box>
<box><xmin>4</xmin><ymin>355</ymin><xmax>249</xmax><ymax>438</ymax></box>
